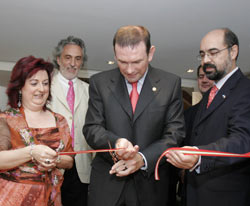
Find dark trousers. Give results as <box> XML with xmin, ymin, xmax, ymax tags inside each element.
<box><xmin>115</xmin><ymin>178</ymin><xmax>139</xmax><ymax>206</ymax></box>
<box><xmin>61</xmin><ymin>162</ymin><xmax>88</xmax><ymax>206</ymax></box>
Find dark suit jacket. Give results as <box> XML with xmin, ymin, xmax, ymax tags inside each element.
<box><xmin>177</xmin><ymin>102</ymin><xmax>201</xmax><ymax>206</ymax></box>
<box><xmin>83</xmin><ymin>66</ymin><xmax>185</xmax><ymax>206</ymax></box>
<box><xmin>186</xmin><ymin>69</ymin><xmax>250</xmax><ymax>206</ymax></box>
<box><xmin>184</xmin><ymin>102</ymin><xmax>200</xmax><ymax>146</ymax></box>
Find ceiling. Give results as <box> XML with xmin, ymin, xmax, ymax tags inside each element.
<box><xmin>0</xmin><ymin>0</ymin><xmax>250</xmax><ymax>80</ymax></box>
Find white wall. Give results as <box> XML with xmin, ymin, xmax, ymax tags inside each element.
<box><xmin>0</xmin><ymin>62</ymin><xmax>12</xmax><ymax>111</ymax></box>
<box><xmin>0</xmin><ymin>86</ymin><xmax>8</xmax><ymax>111</ymax></box>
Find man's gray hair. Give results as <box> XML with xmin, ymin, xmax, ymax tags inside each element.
<box><xmin>53</xmin><ymin>35</ymin><xmax>87</xmax><ymax>69</ymax></box>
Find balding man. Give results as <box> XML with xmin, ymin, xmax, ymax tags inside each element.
<box><xmin>167</xmin><ymin>28</ymin><xmax>250</xmax><ymax>206</ymax></box>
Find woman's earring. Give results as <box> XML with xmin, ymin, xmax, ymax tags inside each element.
<box><xmin>18</xmin><ymin>91</ymin><xmax>22</xmax><ymax>107</ymax></box>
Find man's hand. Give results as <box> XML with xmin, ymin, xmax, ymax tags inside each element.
<box><xmin>166</xmin><ymin>146</ymin><xmax>199</xmax><ymax>169</ymax></box>
<box><xmin>109</xmin><ymin>153</ymin><xmax>144</xmax><ymax>177</ymax></box>
<box><xmin>115</xmin><ymin>138</ymin><xmax>139</xmax><ymax>160</ymax></box>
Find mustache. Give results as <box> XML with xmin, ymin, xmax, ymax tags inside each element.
<box><xmin>203</xmin><ymin>63</ymin><xmax>217</xmax><ymax>73</ymax></box>
<box><xmin>202</xmin><ymin>63</ymin><xmax>225</xmax><ymax>81</ymax></box>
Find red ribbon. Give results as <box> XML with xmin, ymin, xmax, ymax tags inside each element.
<box><xmin>155</xmin><ymin>147</ymin><xmax>250</xmax><ymax>180</ymax></box>
<box><xmin>58</xmin><ymin>148</ymin><xmax>123</xmax><ymax>155</ymax></box>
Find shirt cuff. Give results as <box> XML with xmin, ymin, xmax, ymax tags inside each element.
<box><xmin>189</xmin><ymin>156</ymin><xmax>201</xmax><ymax>173</ymax></box>
<box><xmin>189</xmin><ymin>147</ymin><xmax>201</xmax><ymax>173</ymax></box>
<box><xmin>138</xmin><ymin>152</ymin><xmax>148</xmax><ymax>170</ymax></box>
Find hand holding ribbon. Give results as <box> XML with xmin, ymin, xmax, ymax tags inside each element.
<box><xmin>166</xmin><ymin>146</ymin><xmax>199</xmax><ymax>169</ymax></box>
<box><xmin>115</xmin><ymin>138</ymin><xmax>139</xmax><ymax>160</ymax></box>
<box><xmin>155</xmin><ymin>147</ymin><xmax>250</xmax><ymax>180</ymax></box>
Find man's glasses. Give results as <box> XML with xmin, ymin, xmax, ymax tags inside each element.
<box><xmin>197</xmin><ymin>46</ymin><xmax>231</xmax><ymax>61</ymax></box>
<box><xmin>108</xmin><ymin>141</ymin><xmax>118</xmax><ymax>164</ymax></box>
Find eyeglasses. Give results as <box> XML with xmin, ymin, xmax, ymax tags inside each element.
<box><xmin>108</xmin><ymin>140</ymin><xmax>118</xmax><ymax>164</ymax></box>
<box><xmin>197</xmin><ymin>46</ymin><xmax>231</xmax><ymax>61</ymax></box>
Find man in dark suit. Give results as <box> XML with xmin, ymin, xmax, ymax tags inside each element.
<box><xmin>167</xmin><ymin>28</ymin><xmax>250</xmax><ymax>206</ymax></box>
<box><xmin>83</xmin><ymin>25</ymin><xmax>185</xmax><ymax>206</ymax></box>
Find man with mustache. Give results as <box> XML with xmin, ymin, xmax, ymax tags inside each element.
<box><xmin>48</xmin><ymin>36</ymin><xmax>93</xmax><ymax>206</ymax></box>
<box><xmin>167</xmin><ymin>28</ymin><xmax>250</xmax><ymax>206</ymax></box>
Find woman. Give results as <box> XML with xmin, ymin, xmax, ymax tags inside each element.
<box><xmin>0</xmin><ymin>56</ymin><xmax>74</xmax><ymax>206</ymax></box>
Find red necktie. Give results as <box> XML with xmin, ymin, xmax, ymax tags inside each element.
<box><xmin>67</xmin><ymin>80</ymin><xmax>75</xmax><ymax>146</ymax></box>
<box><xmin>130</xmin><ymin>82</ymin><xmax>139</xmax><ymax>113</ymax></box>
<box><xmin>207</xmin><ymin>85</ymin><xmax>218</xmax><ymax>108</ymax></box>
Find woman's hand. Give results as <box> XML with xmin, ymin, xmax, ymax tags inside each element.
<box><xmin>31</xmin><ymin>145</ymin><xmax>58</xmax><ymax>170</ymax></box>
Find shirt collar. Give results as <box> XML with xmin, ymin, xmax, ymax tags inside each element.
<box><xmin>57</xmin><ymin>71</ymin><xmax>77</xmax><ymax>87</ymax></box>
<box><xmin>125</xmin><ymin>68</ymin><xmax>148</xmax><ymax>94</ymax></box>
<box><xmin>125</xmin><ymin>68</ymin><xmax>148</xmax><ymax>86</ymax></box>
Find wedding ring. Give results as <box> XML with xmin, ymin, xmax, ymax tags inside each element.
<box><xmin>45</xmin><ymin>159</ymin><xmax>51</xmax><ymax>164</ymax></box>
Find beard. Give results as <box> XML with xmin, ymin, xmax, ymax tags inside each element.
<box><xmin>203</xmin><ymin>56</ymin><xmax>232</xmax><ymax>81</ymax></box>
<box><xmin>203</xmin><ymin>64</ymin><xmax>225</xmax><ymax>81</ymax></box>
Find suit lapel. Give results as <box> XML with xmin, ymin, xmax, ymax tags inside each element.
<box><xmin>51</xmin><ymin>73</ymin><xmax>70</xmax><ymax>111</ymax></box>
<box><xmin>133</xmin><ymin>67</ymin><xmax>160</xmax><ymax>122</ymax></box>
<box><xmin>108</xmin><ymin>70</ymin><xmax>132</xmax><ymax>119</ymax></box>
<box><xmin>192</xmin><ymin>93</ymin><xmax>207</xmax><ymax>130</ymax></box>
<box><xmin>74</xmin><ymin>78</ymin><xmax>83</xmax><ymax>111</ymax></box>
<box><xmin>108</xmin><ymin>67</ymin><xmax>160</xmax><ymax>122</ymax></box>
<box><xmin>52</xmin><ymin>76</ymin><xmax>69</xmax><ymax>108</ymax></box>
<box><xmin>194</xmin><ymin>69</ymin><xmax>243</xmax><ymax>128</ymax></box>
